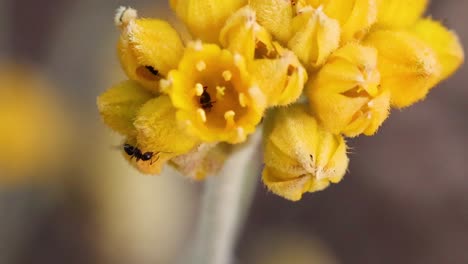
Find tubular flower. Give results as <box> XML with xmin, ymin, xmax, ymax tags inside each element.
<box><xmin>307</xmin><ymin>43</ymin><xmax>390</xmax><ymax>137</ymax></box>
<box><xmin>410</xmin><ymin>18</ymin><xmax>465</xmax><ymax>81</ymax></box>
<box><xmin>296</xmin><ymin>0</ymin><xmax>378</xmax><ymax>43</ymax></box>
<box><xmin>364</xmin><ymin>30</ymin><xmax>441</xmax><ymax>108</ymax></box>
<box><xmin>262</xmin><ymin>104</ymin><xmax>349</xmax><ymax>201</ymax></box>
<box><xmin>219</xmin><ymin>6</ymin><xmax>275</xmax><ymax>61</ymax></box>
<box><xmin>288</xmin><ymin>6</ymin><xmax>341</xmax><ymax>70</ymax></box>
<box><xmin>249</xmin><ymin>49</ymin><xmax>308</xmax><ymax>106</ymax></box>
<box><xmin>116</xmin><ymin>7</ymin><xmax>184</xmax><ymax>93</ymax></box>
<box><xmin>170</xmin><ymin>0</ymin><xmax>247</xmax><ymax>43</ymax></box>
<box><xmin>97</xmin><ymin>1</ymin><xmax>463</xmax><ymax>201</ymax></box>
<box><xmin>165</xmin><ymin>42</ymin><xmax>266</xmax><ymax>144</ymax></box>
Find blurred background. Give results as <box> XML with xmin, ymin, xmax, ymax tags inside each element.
<box><xmin>0</xmin><ymin>0</ymin><xmax>466</xmax><ymax>263</ymax></box>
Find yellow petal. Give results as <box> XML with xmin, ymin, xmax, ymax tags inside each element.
<box><xmin>364</xmin><ymin>30</ymin><xmax>441</xmax><ymax>108</ymax></box>
<box><xmin>375</xmin><ymin>0</ymin><xmax>428</xmax><ymax>28</ymax></box>
<box><xmin>262</xmin><ymin>104</ymin><xmax>349</xmax><ymax>201</ymax></box>
<box><xmin>250</xmin><ymin>49</ymin><xmax>308</xmax><ymax>106</ymax></box>
<box><xmin>219</xmin><ymin>6</ymin><xmax>275</xmax><ymax>61</ymax></box>
<box><xmin>171</xmin><ymin>0</ymin><xmax>247</xmax><ymax>42</ymax></box>
<box><xmin>249</xmin><ymin>0</ymin><xmax>295</xmax><ymax>44</ymax></box>
<box><xmin>97</xmin><ymin>80</ymin><xmax>153</xmax><ymax>136</ymax></box>
<box><xmin>288</xmin><ymin>6</ymin><xmax>341</xmax><ymax>70</ymax></box>
<box><xmin>117</xmin><ymin>11</ymin><xmax>184</xmax><ymax>92</ymax></box>
<box><xmin>298</xmin><ymin>0</ymin><xmax>377</xmax><ymax>42</ymax></box>
<box><xmin>307</xmin><ymin>43</ymin><xmax>390</xmax><ymax>137</ymax></box>
<box><xmin>167</xmin><ymin>42</ymin><xmax>266</xmax><ymax>144</ymax></box>
<box><xmin>410</xmin><ymin>18</ymin><xmax>464</xmax><ymax>81</ymax></box>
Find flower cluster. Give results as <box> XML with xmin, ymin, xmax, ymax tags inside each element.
<box><xmin>97</xmin><ymin>1</ymin><xmax>463</xmax><ymax>201</ymax></box>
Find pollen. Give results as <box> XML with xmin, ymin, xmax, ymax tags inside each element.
<box><xmin>222</xmin><ymin>70</ymin><xmax>232</xmax><ymax>81</ymax></box>
<box><xmin>238</xmin><ymin>93</ymin><xmax>247</xmax><ymax>107</ymax></box>
<box><xmin>196</xmin><ymin>60</ymin><xmax>207</xmax><ymax>71</ymax></box>
<box><xmin>197</xmin><ymin>108</ymin><xmax>207</xmax><ymax>123</ymax></box>
<box><xmin>195</xmin><ymin>83</ymin><xmax>204</xmax><ymax>96</ymax></box>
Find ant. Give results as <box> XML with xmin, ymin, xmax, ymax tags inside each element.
<box><xmin>123</xmin><ymin>143</ymin><xmax>159</xmax><ymax>165</ymax></box>
<box><xmin>199</xmin><ymin>86</ymin><xmax>216</xmax><ymax>111</ymax></box>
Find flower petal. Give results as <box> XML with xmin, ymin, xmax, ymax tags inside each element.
<box><xmin>171</xmin><ymin>0</ymin><xmax>247</xmax><ymax>42</ymax></box>
<box><xmin>410</xmin><ymin>18</ymin><xmax>464</xmax><ymax>82</ymax></box>
<box><xmin>364</xmin><ymin>30</ymin><xmax>441</xmax><ymax>108</ymax></box>
<box><xmin>375</xmin><ymin>0</ymin><xmax>428</xmax><ymax>28</ymax></box>
<box><xmin>97</xmin><ymin>80</ymin><xmax>153</xmax><ymax>136</ymax></box>
<box><xmin>249</xmin><ymin>0</ymin><xmax>295</xmax><ymax>43</ymax></box>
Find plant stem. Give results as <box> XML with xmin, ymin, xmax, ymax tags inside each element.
<box><xmin>187</xmin><ymin>130</ymin><xmax>262</xmax><ymax>264</ymax></box>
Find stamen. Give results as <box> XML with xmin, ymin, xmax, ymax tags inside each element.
<box><xmin>367</xmin><ymin>101</ymin><xmax>374</xmax><ymax>107</ymax></box>
<box><xmin>222</xmin><ymin>70</ymin><xmax>232</xmax><ymax>81</ymax></box>
<box><xmin>238</xmin><ymin>93</ymin><xmax>247</xmax><ymax>107</ymax></box>
<box><xmin>197</xmin><ymin>108</ymin><xmax>207</xmax><ymax>123</ymax></box>
<box><xmin>196</xmin><ymin>60</ymin><xmax>206</xmax><ymax>71</ymax></box>
<box><xmin>191</xmin><ymin>40</ymin><xmax>203</xmax><ymax>51</ymax></box>
<box><xmin>159</xmin><ymin>79</ymin><xmax>172</xmax><ymax>92</ymax></box>
<box><xmin>224</xmin><ymin>110</ymin><xmax>236</xmax><ymax>127</ymax></box>
<box><xmin>236</xmin><ymin>127</ymin><xmax>245</xmax><ymax>142</ymax></box>
<box><xmin>195</xmin><ymin>83</ymin><xmax>204</xmax><ymax>96</ymax></box>
<box><xmin>367</xmin><ymin>113</ymin><xmax>372</xmax><ymax>119</ymax></box>
<box><xmin>216</xmin><ymin>86</ymin><xmax>226</xmax><ymax>100</ymax></box>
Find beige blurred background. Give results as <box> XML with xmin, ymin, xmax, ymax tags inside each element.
<box><xmin>0</xmin><ymin>0</ymin><xmax>466</xmax><ymax>264</ymax></box>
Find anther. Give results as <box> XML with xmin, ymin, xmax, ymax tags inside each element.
<box><xmin>238</xmin><ymin>93</ymin><xmax>247</xmax><ymax>107</ymax></box>
<box><xmin>224</xmin><ymin>110</ymin><xmax>236</xmax><ymax>127</ymax></box>
<box><xmin>197</xmin><ymin>108</ymin><xmax>207</xmax><ymax>123</ymax></box>
<box><xmin>195</xmin><ymin>83</ymin><xmax>204</xmax><ymax>96</ymax></box>
<box><xmin>222</xmin><ymin>70</ymin><xmax>232</xmax><ymax>81</ymax></box>
<box><xmin>196</xmin><ymin>60</ymin><xmax>206</xmax><ymax>71</ymax></box>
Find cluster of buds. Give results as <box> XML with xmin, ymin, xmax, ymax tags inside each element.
<box><xmin>97</xmin><ymin>0</ymin><xmax>463</xmax><ymax>201</ymax></box>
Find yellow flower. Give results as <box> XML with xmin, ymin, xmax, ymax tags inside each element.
<box><xmin>364</xmin><ymin>30</ymin><xmax>441</xmax><ymax>108</ymax></box>
<box><xmin>170</xmin><ymin>0</ymin><xmax>247</xmax><ymax>43</ymax></box>
<box><xmin>307</xmin><ymin>43</ymin><xmax>390</xmax><ymax>137</ymax></box>
<box><xmin>249</xmin><ymin>48</ymin><xmax>308</xmax><ymax>106</ymax></box>
<box><xmin>116</xmin><ymin>7</ymin><xmax>184</xmax><ymax>93</ymax></box>
<box><xmin>262</xmin><ymin>104</ymin><xmax>349</xmax><ymax>201</ymax></box>
<box><xmin>410</xmin><ymin>18</ymin><xmax>465</xmax><ymax>81</ymax></box>
<box><xmin>166</xmin><ymin>42</ymin><xmax>266</xmax><ymax>144</ymax></box>
<box><xmin>297</xmin><ymin>0</ymin><xmax>378</xmax><ymax>42</ymax></box>
<box><xmin>287</xmin><ymin>6</ymin><xmax>341</xmax><ymax>70</ymax></box>
<box><xmin>375</xmin><ymin>0</ymin><xmax>428</xmax><ymax>28</ymax></box>
<box><xmin>97</xmin><ymin>80</ymin><xmax>153</xmax><ymax>137</ymax></box>
<box><xmin>219</xmin><ymin>6</ymin><xmax>275</xmax><ymax>61</ymax></box>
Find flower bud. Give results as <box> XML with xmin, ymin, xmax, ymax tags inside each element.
<box><xmin>410</xmin><ymin>18</ymin><xmax>464</xmax><ymax>82</ymax></box>
<box><xmin>288</xmin><ymin>6</ymin><xmax>340</xmax><ymax>70</ymax></box>
<box><xmin>117</xmin><ymin>9</ymin><xmax>184</xmax><ymax>92</ymax></box>
<box><xmin>364</xmin><ymin>30</ymin><xmax>441</xmax><ymax>108</ymax></box>
<box><xmin>262</xmin><ymin>104</ymin><xmax>349</xmax><ymax>201</ymax></box>
<box><xmin>97</xmin><ymin>80</ymin><xmax>153</xmax><ymax>136</ymax></box>
<box><xmin>219</xmin><ymin>6</ymin><xmax>275</xmax><ymax>61</ymax></box>
<box><xmin>307</xmin><ymin>43</ymin><xmax>390</xmax><ymax>137</ymax></box>
<box><xmin>250</xmin><ymin>50</ymin><xmax>308</xmax><ymax>106</ymax></box>
<box><xmin>170</xmin><ymin>0</ymin><xmax>247</xmax><ymax>43</ymax></box>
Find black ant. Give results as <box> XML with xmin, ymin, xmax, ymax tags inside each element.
<box><xmin>199</xmin><ymin>86</ymin><xmax>216</xmax><ymax>111</ymax></box>
<box><xmin>123</xmin><ymin>143</ymin><xmax>159</xmax><ymax>164</ymax></box>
